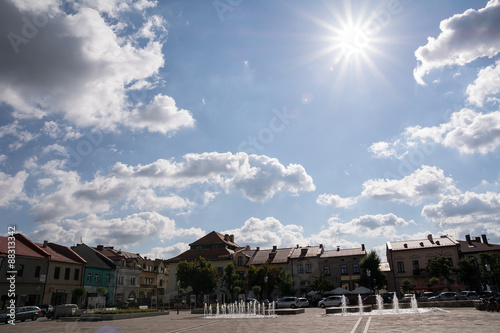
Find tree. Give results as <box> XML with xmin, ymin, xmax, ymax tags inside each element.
<box><xmin>73</xmin><ymin>287</ymin><xmax>86</xmax><ymax>307</ymax></box>
<box><xmin>429</xmin><ymin>277</ymin><xmax>440</xmax><ymax>286</ymax></box>
<box><xmin>309</xmin><ymin>271</ymin><xmax>334</xmax><ymax>295</ymax></box>
<box><xmin>453</xmin><ymin>256</ymin><xmax>481</xmax><ymax>291</ymax></box>
<box><xmin>252</xmin><ymin>285</ymin><xmax>262</xmax><ymax>299</ymax></box>
<box><xmin>479</xmin><ymin>252</ymin><xmax>500</xmax><ymax>291</ymax></box>
<box><xmin>360</xmin><ymin>250</ymin><xmax>387</xmax><ymax>290</ymax></box>
<box><xmin>426</xmin><ymin>255</ymin><xmax>453</xmax><ymax>283</ymax></box>
<box><xmin>401</xmin><ymin>279</ymin><xmax>411</xmax><ymax>294</ymax></box>
<box><xmin>276</xmin><ymin>269</ymin><xmax>294</xmax><ymax>297</ymax></box>
<box><xmin>222</xmin><ymin>263</ymin><xmax>241</xmax><ymax>301</ymax></box>
<box><xmin>177</xmin><ymin>257</ymin><xmax>220</xmax><ymax>298</ymax></box>
<box><xmin>247</xmin><ymin>262</ymin><xmax>279</xmax><ymax>299</ymax></box>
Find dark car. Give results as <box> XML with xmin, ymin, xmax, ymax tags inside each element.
<box><xmin>37</xmin><ymin>304</ymin><xmax>54</xmax><ymax>318</ymax></box>
<box><xmin>0</xmin><ymin>306</ymin><xmax>42</xmax><ymax>324</ymax></box>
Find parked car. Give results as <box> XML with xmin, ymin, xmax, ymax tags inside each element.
<box><xmin>382</xmin><ymin>292</ymin><xmax>397</xmax><ymax>303</ymax></box>
<box><xmin>37</xmin><ymin>304</ymin><xmax>54</xmax><ymax>318</ymax></box>
<box><xmin>460</xmin><ymin>291</ymin><xmax>479</xmax><ymax>300</ymax></box>
<box><xmin>298</xmin><ymin>298</ymin><xmax>310</xmax><ymax>307</ymax></box>
<box><xmin>362</xmin><ymin>295</ymin><xmax>377</xmax><ymax>305</ymax></box>
<box><xmin>418</xmin><ymin>292</ymin><xmax>435</xmax><ymax>302</ymax></box>
<box><xmin>0</xmin><ymin>306</ymin><xmax>41</xmax><ymax>324</ymax></box>
<box><xmin>429</xmin><ymin>292</ymin><xmax>460</xmax><ymax>301</ymax></box>
<box><xmin>318</xmin><ymin>296</ymin><xmax>350</xmax><ymax>308</ymax></box>
<box><xmin>53</xmin><ymin>304</ymin><xmax>79</xmax><ymax>319</ymax></box>
<box><xmin>275</xmin><ymin>297</ymin><xmax>300</xmax><ymax>309</ymax></box>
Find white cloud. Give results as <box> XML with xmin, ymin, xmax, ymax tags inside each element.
<box><xmin>145</xmin><ymin>243</ymin><xmax>191</xmax><ymax>260</ymax></box>
<box><xmin>361</xmin><ymin>165</ymin><xmax>458</xmax><ymax>204</ymax></box>
<box><xmin>0</xmin><ymin>170</ymin><xmax>29</xmax><ymax>207</ymax></box>
<box><xmin>422</xmin><ymin>191</ymin><xmax>500</xmax><ymax>226</ymax></box>
<box><xmin>133</xmin><ymin>188</ymin><xmax>194</xmax><ymax>211</ymax></box>
<box><xmin>41</xmin><ymin>144</ymin><xmax>68</xmax><ymax>157</ymax></box>
<box><xmin>414</xmin><ymin>0</ymin><xmax>500</xmax><ymax>85</ymax></box>
<box><xmin>0</xmin><ymin>121</ymin><xmax>37</xmax><ymax>151</ymax></box>
<box><xmin>30</xmin><ymin>211</ymin><xmax>202</xmax><ymax>249</ymax></box>
<box><xmin>316</xmin><ymin>193</ymin><xmax>358</xmax><ymax>208</ymax></box>
<box><xmin>370</xmin><ymin>108</ymin><xmax>500</xmax><ymax>156</ymax></box>
<box><xmin>466</xmin><ymin>60</ymin><xmax>500</xmax><ymax>107</ymax></box>
<box><xmin>0</xmin><ymin>1</ymin><xmax>191</xmax><ymax>135</ymax></box>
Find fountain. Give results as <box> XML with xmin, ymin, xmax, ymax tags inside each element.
<box><xmin>357</xmin><ymin>294</ymin><xmax>364</xmax><ymax>314</ymax></box>
<box><xmin>341</xmin><ymin>295</ymin><xmax>348</xmax><ymax>315</ymax></box>
<box><xmin>410</xmin><ymin>294</ymin><xmax>418</xmax><ymax>311</ymax></box>
<box><xmin>392</xmin><ymin>294</ymin><xmax>400</xmax><ymax>313</ymax></box>
<box><xmin>204</xmin><ymin>300</ymin><xmax>277</xmax><ymax>318</ymax></box>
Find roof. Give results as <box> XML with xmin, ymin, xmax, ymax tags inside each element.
<box><xmin>167</xmin><ymin>247</ymin><xmax>235</xmax><ymax>263</ymax></box>
<box><xmin>189</xmin><ymin>231</ymin><xmax>239</xmax><ymax>249</ymax></box>
<box><xmin>0</xmin><ymin>234</ymin><xmax>50</xmax><ymax>259</ymax></box>
<box><xmin>387</xmin><ymin>235</ymin><xmax>458</xmax><ymax>251</ymax></box>
<box><xmin>247</xmin><ymin>248</ymin><xmax>293</xmax><ymax>265</ymax></box>
<box><xmin>71</xmin><ymin>243</ymin><xmax>115</xmax><ymax>269</ymax></box>
<box><xmin>458</xmin><ymin>237</ymin><xmax>500</xmax><ymax>254</ymax></box>
<box><xmin>321</xmin><ymin>247</ymin><xmax>366</xmax><ymax>258</ymax></box>
<box><xmin>290</xmin><ymin>246</ymin><xmax>323</xmax><ymax>259</ymax></box>
<box><xmin>36</xmin><ymin>242</ymin><xmax>86</xmax><ymax>264</ymax></box>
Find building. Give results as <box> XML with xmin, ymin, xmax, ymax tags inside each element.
<box><xmin>164</xmin><ymin>231</ymin><xmax>241</xmax><ymax>296</ymax></box>
<box><xmin>93</xmin><ymin>246</ymin><xmax>142</xmax><ymax>304</ymax></box>
<box><xmin>71</xmin><ymin>243</ymin><xmax>116</xmax><ymax>307</ymax></box>
<box><xmin>36</xmin><ymin>241</ymin><xmax>86</xmax><ymax>305</ymax></box>
<box><xmin>0</xmin><ymin>234</ymin><xmax>50</xmax><ymax>309</ymax></box>
<box><xmin>320</xmin><ymin>245</ymin><xmax>366</xmax><ymax>292</ymax></box>
<box><xmin>386</xmin><ymin>234</ymin><xmax>460</xmax><ymax>293</ymax></box>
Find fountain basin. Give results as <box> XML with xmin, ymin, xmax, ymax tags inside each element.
<box><xmin>325</xmin><ymin>305</ymin><xmax>372</xmax><ymax>314</ymax></box>
<box><xmin>274</xmin><ymin>308</ymin><xmax>305</xmax><ymax>315</ymax></box>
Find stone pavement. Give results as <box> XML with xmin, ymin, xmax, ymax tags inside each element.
<box><xmin>1</xmin><ymin>307</ymin><xmax>499</xmax><ymax>333</ymax></box>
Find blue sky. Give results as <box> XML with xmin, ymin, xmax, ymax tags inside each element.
<box><xmin>1</xmin><ymin>0</ymin><xmax>500</xmax><ymax>261</ymax></box>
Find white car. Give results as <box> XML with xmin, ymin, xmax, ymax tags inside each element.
<box><xmin>318</xmin><ymin>296</ymin><xmax>350</xmax><ymax>308</ymax></box>
<box><xmin>298</xmin><ymin>298</ymin><xmax>309</xmax><ymax>307</ymax></box>
<box><xmin>275</xmin><ymin>297</ymin><xmax>300</xmax><ymax>309</ymax></box>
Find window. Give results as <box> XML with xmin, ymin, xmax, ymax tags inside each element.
<box><xmin>301</xmin><ymin>249</ymin><xmax>308</xmax><ymax>256</ymax></box>
<box><xmin>106</xmin><ymin>274</ymin><xmax>111</xmax><ymax>284</ymax></box>
<box><xmin>18</xmin><ymin>264</ymin><xmax>24</xmax><ymax>277</ymax></box>
<box><xmin>87</xmin><ymin>272</ymin><xmax>92</xmax><ymax>282</ymax></box>
<box><xmin>237</xmin><ymin>256</ymin><xmax>244</xmax><ymax>266</ymax></box>
<box><xmin>305</xmin><ymin>264</ymin><xmax>312</xmax><ymax>273</ymax></box>
<box><xmin>54</xmin><ymin>267</ymin><xmax>61</xmax><ymax>279</ymax></box>
<box><xmin>341</xmin><ymin>265</ymin><xmax>347</xmax><ymax>275</ymax></box>
<box><xmin>118</xmin><ymin>276</ymin><xmax>124</xmax><ymax>285</ymax></box>
<box><xmin>297</xmin><ymin>264</ymin><xmax>304</xmax><ymax>274</ymax></box>
<box><xmin>94</xmin><ymin>273</ymin><xmax>100</xmax><ymax>283</ymax></box>
<box><xmin>130</xmin><ymin>277</ymin><xmax>136</xmax><ymax>286</ymax></box>
<box><xmin>397</xmin><ymin>261</ymin><xmax>405</xmax><ymax>272</ymax></box>
<box><xmin>64</xmin><ymin>268</ymin><xmax>70</xmax><ymax>280</ymax></box>
<box><xmin>353</xmin><ymin>264</ymin><xmax>360</xmax><ymax>274</ymax></box>
<box><xmin>34</xmin><ymin>266</ymin><xmax>41</xmax><ymax>278</ymax></box>
<box><xmin>323</xmin><ymin>265</ymin><xmax>330</xmax><ymax>275</ymax></box>
<box><xmin>412</xmin><ymin>260</ymin><xmax>419</xmax><ymax>270</ymax></box>
<box><xmin>74</xmin><ymin>269</ymin><xmax>80</xmax><ymax>280</ymax></box>
<box><xmin>159</xmin><ymin>279</ymin><xmax>163</xmax><ymax>287</ymax></box>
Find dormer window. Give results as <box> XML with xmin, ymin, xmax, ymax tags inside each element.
<box><xmin>301</xmin><ymin>249</ymin><xmax>307</xmax><ymax>256</ymax></box>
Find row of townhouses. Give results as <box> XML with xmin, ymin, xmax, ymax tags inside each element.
<box><xmin>1</xmin><ymin>231</ymin><xmax>499</xmax><ymax>309</ymax></box>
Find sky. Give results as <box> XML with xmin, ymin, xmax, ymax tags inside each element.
<box><xmin>1</xmin><ymin>0</ymin><xmax>500</xmax><ymax>262</ymax></box>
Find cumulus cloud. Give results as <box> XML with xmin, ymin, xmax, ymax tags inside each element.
<box><xmin>361</xmin><ymin>165</ymin><xmax>458</xmax><ymax>204</ymax></box>
<box><xmin>0</xmin><ymin>121</ymin><xmax>37</xmax><ymax>151</ymax></box>
<box><xmin>316</xmin><ymin>193</ymin><xmax>358</xmax><ymax>208</ymax></box>
<box><xmin>422</xmin><ymin>191</ymin><xmax>500</xmax><ymax>226</ymax></box>
<box><xmin>27</xmin><ymin>152</ymin><xmax>314</xmax><ymax>223</ymax></box>
<box><xmin>414</xmin><ymin>0</ymin><xmax>500</xmax><ymax>85</ymax></box>
<box><xmin>0</xmin><ymin>170</ymin><xmax>29</xmax><ymax>207</ymax></box>
<box><xmin>145</xmin><ymin>243</ymin><xmax>191</xmax><ymax>260</ymax></box>
<box><xmin>30</xmin><ymin>211</ymin><xmax>204</xmax><ymax>249</ymax></box>
<box><xmin>466</xmin><ymin>60</ymin><xmax>500</xmax><ymax>107</ymax></box>
<box><xmin>0</xmin><ymin>0</ymin><xmax>193</xmax><ymax>134</ymax></box>
<box><xmin>369</xmin><ymin>108</ymin><xmax>500</xmax><ymax>157</ymax></box>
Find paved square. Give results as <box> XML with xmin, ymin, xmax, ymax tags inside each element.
<box><xmin>1</xmin><ymin>307</ymin><xmax>499</xmax><ymax>332</ymax></box>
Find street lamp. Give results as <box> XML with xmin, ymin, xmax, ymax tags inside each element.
<box><xmin>265</xmin><ymin>276</ymin><xmax>269</xmax><ymax>301</ymax></box>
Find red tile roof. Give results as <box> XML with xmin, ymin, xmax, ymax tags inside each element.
<box><xmin>36</xmin><ymin>242</ymin><xmax>86</xmax><ymax>264</ymax></box>
<box><xmin>190</xmin><ymin>231</ymin><xmax>239</xmax><ymax>248</ymax></box>
<box><xmin>0</xmin><ymin>234</ymin><xmax>50</xmax><ymax>259</ymax></box>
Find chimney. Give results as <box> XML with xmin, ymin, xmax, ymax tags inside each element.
<box><xmin>43</xmin><ymin>240</ymin><xmax>48</xmax><ymax>248</ymax></box>
<box><xmin>224</xmin><ymin>234</ymin><xmax>229</xmax><ymax>241</ymax></box>
<box><xmin>272</xmin><ymin>245</ymin><xmax>277</xmax><ymax>252</ymax></box>
<box><xmin>465</xmin><ymin>234</ymin><xmax>472</xmax><ymax>244</ymax></box>
<box><xmin>481</xmin><ymin>234</ymin><xmax>489</xmax><ymax>245</ymax></box>
<box><xmin>229</xmin><ymin>234</ymin><xmax>234</xmax><ymax>243</ymax></box>
<box><xmin>296</xmin><ymin>244</ymin><xmax>299</xmax><ymax>248</ymax></box>
<box><xmin>427</xmin><ymin>234</ymin><xmax>434</xmax><ymax>244</ymax></box>
<box><xmin>336</xmin><ymin>246</ymin><xmax>340</xmax><ymax>252</ymax></box>
<box><xmin>256</xmin><ymin>247</ymin><xmax>260</xmax><ymax>251</ymax></box>
<box><xmin>97</xmin><ymin>245</ymin><xmax>104</xmax><ymax>251</ymax></box>
<box><xmin>361</xmin><ymin>244</ymin><xmax>365</xmax><ymax>252</ymax></box>
<box><xmin>319</xmin><ymin>244</ymin><xmax>323</xmax><ymax>249</ymax></box>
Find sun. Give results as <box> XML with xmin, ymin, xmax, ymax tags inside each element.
<box><xmin>335</xmin><ymin>24</ymin><xmax>372</xmax><ymax>59</ymax></box>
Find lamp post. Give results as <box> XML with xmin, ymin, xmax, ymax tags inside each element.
<box><xmin>367</xmin><ymin>269</ymin><xmax>372</xmax><ymax>306</ymax></box>
<box><xmin>265</xmin><ymin>276</ymin><xmax>268</xmax><ymax>301</ymax></box>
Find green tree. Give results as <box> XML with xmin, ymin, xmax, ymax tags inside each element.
<box><xmin>247</xmin><ymin>262</ymin><xmax>279</xmax><ymax>299</ymax></box>
<box><xmin>479</xmin><ymin>252</ymin><xmax>500</xmax><ymax>291</ymax></box>
<box><xmin>309</xmin><ymin>271</ymin><xmax>334</xmax><ymax>295</ymax></box>
<box><xmin>276</xmin><ymin>269</ymin><xmax>294</xmax><ymax>297</ymax></box>
<box><xmin>177</xmin><ymin>257</ymin><xmax>219</xmax><ymax>298</ymax></box>
<box><xmin>426</xmin><ymin>255</ymin><xmax>453</xmax><ymax>283</ymax></box>
<box><xmin>453</xmin><ymin>257</ymin><xmax>481</xmax><ymax>291</ymax></box>
<box><xmin>429</xmin><ymin>277</ymin><xmax>440</xmax><ymax>286</ymax></box>
<box><xmin>360</xmin><ymin>250</ymin><xmax>387</xmax><ymax>290</ymax></box>
<box><xmin>252</xmin><ymin>285</ymin><xmax>262</xmax><ymax>299</ymax></box>
<box><xmin>96</xmin><ymin>286</ymin><xmax>108</xmax><ymax>296</ymax></box>
<box><xmin>401</xmin><ymin>279</ymin><xmax>411</xmax><ymax>294</ymax></box>
<box><xmin>73</xmin><ymin>287</ymin><xmax>86</xmax><ymax>307</ymax></box>
<box><xmin>222</xmin><ymin>263</ymin><xmax>241</xmax><ymax>301</ymax></box>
